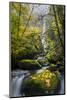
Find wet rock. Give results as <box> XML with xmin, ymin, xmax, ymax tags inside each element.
<box><xmin>18</xmin><ymin>59</ymin><xmax>42</xmax><ymax>70</ymax></box>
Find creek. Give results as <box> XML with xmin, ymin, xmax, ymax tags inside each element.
<box><xmin>11</xmin><ymin>66</ymin><xmax>64</xmax><ymax>97</ymax></box>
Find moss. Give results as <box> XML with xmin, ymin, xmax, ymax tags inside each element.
<box><xmin>24</xmin><ymin>70</ymin><xmax>60</xmax><ymax>96</ymax></box>
<box><xmin>18</xmin><ymin>59</ymin><xmax>41</xmax><ymax>70</ymax></box>
<box><xmin>48</xmin><ymin>64</ymin><xmax>57</xmax><ymax>72</ymax></box>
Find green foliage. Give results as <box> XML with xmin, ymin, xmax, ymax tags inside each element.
<box><xmin>10</xmin><ymin>2</ymin><xmax>41</xmax><ymax>60</ymax></box>
<box><xmin>10</xmin><ymin>2</ymin><xmax>64</xmax><ymax>72</ymax></box>
<box><xmin>45</xmin><ymin>5</ymin><xmax>64</xmax><ymax>62</ymax></box>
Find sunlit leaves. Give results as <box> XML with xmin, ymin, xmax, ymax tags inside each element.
<box><xmin>10</xmin><ymin>2</ymin><xmax>64</xmax><ymax>63</ymax></box>
<box><xmin>30</xmin><ymin>70</ymin><xmax>59</xmax><ymax>90</ymax></box>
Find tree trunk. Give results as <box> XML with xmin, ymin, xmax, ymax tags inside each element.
<box><xmin>52</xmin><ymin>5</ymin><xmax>64</xmax><ymax>48</ymax></box>
<box><xmin>17</xmin><ymin>3</ymin><xmax>21</xmax><ymax>39</ymax></box>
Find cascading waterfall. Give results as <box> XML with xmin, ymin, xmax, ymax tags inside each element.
<box><xmin>59</xmin><ymin>74</ymin><xmax>64</xmax><ymax>94</ymax></box>
<box><xmin>11</xmin><ymin>70</ymin><xmax>30</xmax><ymax>97</ymax></box>
<box><xmin>37</xmin><ymin>15</ymin><xmax>47</xmax><ymax>64</ymax></box>
<box><xmin>12</xmin><ymin>76</ymin><xmax>24</xmax><ymax>97</ymax></box>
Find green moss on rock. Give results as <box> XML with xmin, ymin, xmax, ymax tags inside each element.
<box><xmin>24</xmin><ymin>70</ymin><xmax>60</xmax><ymax>96</ymax></box>
<box><xmin>18</xmin><ymin>59</ymin><xmax>41</xmax><ymax>70</ymax></box>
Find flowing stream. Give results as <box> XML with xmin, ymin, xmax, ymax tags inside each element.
<box><xmin>11</xmin><ymin>70</ymin><xmax>30</xmax><ymax>97</ymax></box>
<box><xmin>59</xmin><ymin>74</ymin><xmax>64</xmax><ymax>94</ymax></box>
<box><xmin>11</xmin><ymin>67</ymin><xmax>64</xmax><ymax>97</ymax></box>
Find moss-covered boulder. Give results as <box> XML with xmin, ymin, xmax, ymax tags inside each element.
<box><xmin>18</xmin><ymin>59</ymin><xmax>41</xmax><ymax>70</ymax></box>
<box><xmin>23</xmin><ymin>70</ymin><xmax>60</xmax><ymax>96</ymax></box>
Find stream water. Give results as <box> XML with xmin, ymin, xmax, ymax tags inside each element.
<box><xmin>11</xmin><ymin>70</ymin><xmax>30</xmax><ymax>97</ymax></box>
<box><xmin>11</xmin><ymin>67</ymin><xmax>64</xmax><ymax>97</ymax></box>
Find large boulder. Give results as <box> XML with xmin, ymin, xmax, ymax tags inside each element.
<box><xmin>23</xmin><ymin>70</ymin><xmax>60</xmax><ymax>96</ymax></box>
<box><xmin>18</xmin><ymin>59</ymin><xmax>42</xmax><ymax>70</ymax></box>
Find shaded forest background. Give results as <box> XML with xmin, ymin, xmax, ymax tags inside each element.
<box><xmin>10</xmin><ymin>3</ymin><xmax>65</xmax><ymax>97</ymax></box>
<box><xmin>10</xmin><ymin>3</ymin><xmax>65</xmax><ymax>70</ymax></box>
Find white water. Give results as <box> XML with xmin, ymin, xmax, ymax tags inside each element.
<box><xmin>59</xmin><ymin>75</ymin><xmax>64</xmax><ymax>94</ymax></box>
<box><xmin>11</xmin><ymin>70</ymin><xmax>30</xmax><ymax>97</ymax></box>
<box><xmin>12</xmin><ymin>76</ymin><xmax>24</xmax><ymax>97</ymax></box>
<box><xmin>11</xmin><ymin>69</ymin><xmax>64</xmax><ymax>97</ymax></box>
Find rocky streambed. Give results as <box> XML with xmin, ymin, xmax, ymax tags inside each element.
<box><xmin>10</xmin><ymin>66</ymin><xmax>64</xmax><ymax>97</ymax></box>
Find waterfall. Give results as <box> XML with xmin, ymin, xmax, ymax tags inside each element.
<box><xmin>38</xmin><ymin>16</ymin><xmax>46</xmax><ymax>62</ymax></box>
<box><xmin>59</xmin><ymin>75</ymin><xmax>64</xmax><ymax>94</ymax></box>
<box><xmin>11</xmin><ymin>76</ymin><xmax>24</xmax><ymax>97</ymax></box>
<box><xmin>11</xmin><ymin>70</ymin><xmax>30</xmax><ymax>97</ymax></box>
<box><xmin>42</xmin><ymin>17</ymin><xmax>46</xmax><ymax>50</ymax></box>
